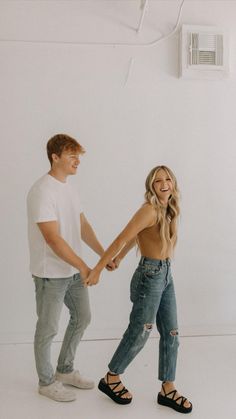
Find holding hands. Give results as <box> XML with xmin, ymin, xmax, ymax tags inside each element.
<box><xmin>82</xmin><ymin>234</ymin><xmax>137</xmax><ymax>287</ymax></box>
<box><xmin>84</xmin><ymin>257</ymin><xmax>119</xmax><ymax>287</ymax></box>
<box><xmin>79</xmin><ymin>264</ymin><xmax>91</xmax><ymax>282</ymax></box>
<box><xmin>84</xmin><ymin>268</ymin><xmax>101</xmax><ymax>286</ymax></box>
<box><xmin>82</xmin><ymin>237</ymin><xmax>136</xmax><ymax>287</ymax></box>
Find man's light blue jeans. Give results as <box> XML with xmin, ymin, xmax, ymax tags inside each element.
<box><xmin>33</xmin><ymin>273</ymin><xmax>91</xmax><ymax>386</ymax></box>
<box><xmin>108</xmin><ymin>257</ymin><xmax>179</xmax><ymax>382</ymax></box>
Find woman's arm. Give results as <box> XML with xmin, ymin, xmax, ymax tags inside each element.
<box><xmin>106</xmin><ymin>238</ymin><xmax>136</xmax><ymax>271</ymax></box>
<box><xmin>113</xmin><ymin>238</ymin><xmax>136</xmax><ymax>268</ymax></box>
<box><xmin>84</xmin><ymin>204</ymin><xmax>156</xmax><ymax>286</ymax></box>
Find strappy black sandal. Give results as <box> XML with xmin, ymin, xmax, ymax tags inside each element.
<box><xmin>98</xmin><ymin>372</ymin><xmax>132</xmax><ymax>405</ymax></box>
<box><xmin>157</xmin><ymin>382</ymin><xmax>192</xmax><ymax>414</ymax></box>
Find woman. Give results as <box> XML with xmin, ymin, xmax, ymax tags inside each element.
<box><xmin>85</xmin><ymin>165</ymin><xmax>192</xmax><ymax>414</ymax></box>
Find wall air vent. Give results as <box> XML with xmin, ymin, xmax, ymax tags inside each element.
<box><xmin>180</xmin><ymin>25</ymin><xmax>229</xmax><ymax>79</ymax></box>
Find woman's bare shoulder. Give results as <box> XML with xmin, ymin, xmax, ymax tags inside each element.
<box><xmin>138</xmin><ymin>203</ymin><xmax>157</xmax><ymax>224</ymax></box>
<box><xmin>141</xmin><ymin>202</ymin><xmax>157</xmax><ymax>215</ymax></box>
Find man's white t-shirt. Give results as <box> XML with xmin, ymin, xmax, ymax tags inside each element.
<box><xmin>27</xmin><ymin>174</ymin><xmax>83</xmax><ymax>278</ymax></box>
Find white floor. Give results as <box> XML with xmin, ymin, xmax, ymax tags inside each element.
<box><xmin>0</xmin><ymin>335</ymin><xmax>236</xmax><ymax>419</ymax></box>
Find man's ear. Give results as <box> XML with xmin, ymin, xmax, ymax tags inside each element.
<box><xmin>51</xmin><ymin>153</ymin><xmax>59</xmax><ymax>164</ymax></box>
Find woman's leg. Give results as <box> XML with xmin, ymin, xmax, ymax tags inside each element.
<box><xmin>100</xmin><ymin>261</ymin><xmax>168</xmax><ymax>402</ymax></box>
<box><xmin>108</xmin><ymin>268</ymin><xmax>165</xmax><ymax>375</ymax></box>
<box><xmin>156</xmin><ymin>274</ymin><xmax>179</xmax><ymax>382</ymax></box>
<box><xmin>156</xmin><ymin>268</ymin><xmax>192</xmax><ymax>412</ymax></box>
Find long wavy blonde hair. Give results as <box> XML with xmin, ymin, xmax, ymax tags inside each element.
<box><xmin>144</xmin><ymin>165</ymin><xmax>180</xmax><ymax>256</ymax></box>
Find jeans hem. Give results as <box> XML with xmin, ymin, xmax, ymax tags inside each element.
<box><xmin>108</xmin><ymin>364</ymin><xmax>125</xmax><ymax>375</ymax></box>
<box><xmin>56</xmin><ymin>367</ymin><xmax>74</xmax><ymax>374</ymax></box>
<box><xmin>39</xmin><ymin>378</ymin><xmax>55</xmax><ymax>387</ymax></box>
<box><xmin>158</xmin><ymin>375</ymin><xmax>176</xmax><ymax>382</ymax></box>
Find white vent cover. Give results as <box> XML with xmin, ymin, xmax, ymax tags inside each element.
<box><xmin>180</xmin><ymin>25</ymin><xmax>229</xmax><ymax>79</ymax></box>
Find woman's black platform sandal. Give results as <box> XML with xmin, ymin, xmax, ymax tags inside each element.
<box><xmin>98</xmin><ymin>372</ymin><xmax>132</xmax><ymax>405</ymax></box>
<box><xmin>157</xmin><ymin>382</ymin><xmax>192</xmax><ymax>414</ymax></box>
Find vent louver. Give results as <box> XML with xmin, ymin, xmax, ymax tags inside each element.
<box><xmin>190</xmin><ymin>33</ymin><xmax>223</xmax><ymax>66</ymax></box>
<box><xmin>179</xmin><ymin>25</ymin><xmax>229</xmax><ymax>79</ymax></box>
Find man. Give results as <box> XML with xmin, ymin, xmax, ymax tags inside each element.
<box><xmin>27</xmin><ymin>133</ymin><xmax>114</xmax><ymax>402</ymax></box>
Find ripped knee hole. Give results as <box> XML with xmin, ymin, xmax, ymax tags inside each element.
<box><xmin>143</xmin><ymin>323</ymin><xmax>153</xmax><ymax>332</ymax></box>
<box><xmin>170</xmin><ymin>329</ymin><xmax>178</xmax><ymax>336</ymax></box>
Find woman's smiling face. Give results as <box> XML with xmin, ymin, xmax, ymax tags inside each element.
<box><xmin>153</xmin><ymin>168</ymin><xmax>173</xmax><ymax>204</ymax></box>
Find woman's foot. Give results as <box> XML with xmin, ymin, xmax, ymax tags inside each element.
<box><xmin>104</xmin><ymin>373</ymin><xmax>132</xmax><ymax>400</ymax></box>
<box><xmin>158</xmin><ymin>381</ymin><xmax>192</xmax><ymax>413</ymax></box>
<box><xmin>98</xmin><ymin>372</ymin><xmax>132</xmax><ymax>405</ymax></box>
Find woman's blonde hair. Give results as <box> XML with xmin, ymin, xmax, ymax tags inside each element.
<box><xmin>144</xmin><ymin>165</ymin><xmax>180</xmax><ymax>256</ymax></box>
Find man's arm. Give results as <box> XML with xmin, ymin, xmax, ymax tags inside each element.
<box><xmin>37</xmin><ymin>221</ymin><xmax>90</xmax><ymax>279</ymax></box>
<box><xmin>80</xmin><ymin>213</ymin><xmax>116</xmax><ymax>271</ymax></box>
<box><xmin>80</xmin><ymin>213</ymin><xmax>104</xmax><ymax>256</ymax></box>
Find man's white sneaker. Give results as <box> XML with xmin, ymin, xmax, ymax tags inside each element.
<box><xmin>55</xmin><ymin>370</ymin><xmax>95</xmax><ymax>389</ymax></box>
<box><xmin>38</xmin><ymin>380</ymin><xmax>76</xmax><ymax>402</ymax></box>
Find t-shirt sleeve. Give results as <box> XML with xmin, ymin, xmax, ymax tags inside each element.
<box><xmin>28</xmin><ymin>187</ymin><xmax>57</xmax><ymax>223</ymax></box>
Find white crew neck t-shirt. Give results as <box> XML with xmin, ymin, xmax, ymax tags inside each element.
<box><xmin>27</xmin><ymin>174</ymin><xmax>83</xmax><ymax>278</ymax></box>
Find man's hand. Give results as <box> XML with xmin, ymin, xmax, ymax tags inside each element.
<box><xmin>80</xmin><ymin>265</ymin><xmax>91</xmax><ymax>283</ymax></box>
<box><xmin>84</xmin><ymin>269</ymin><xmax>101</xmax><ymax>287</ymax></box>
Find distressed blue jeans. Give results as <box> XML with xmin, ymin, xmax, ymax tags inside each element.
<box><xmin>108</xmin><ymin>257</ymin><xmax>179</xmax><ymax>382</ymax></box>
<box><xmin>33</xmin><ymin>273</ymin><xmax>91</xmax><ymax>386</ymax></box>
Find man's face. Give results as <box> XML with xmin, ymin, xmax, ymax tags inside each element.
<box><xmin>52</xmin><ymin>150</ymin><xmax>80</xmax><ymax>176</ymax></box>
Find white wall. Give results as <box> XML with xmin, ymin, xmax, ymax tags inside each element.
<box><xmin>0</xmin><ymin>0</ymin><xmax>236</xmax><ymax>344</ymax></box>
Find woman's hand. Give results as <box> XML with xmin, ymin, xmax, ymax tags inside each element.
<box><xmin>106</xmin><ymin>257</ymin><xmax>121</xmax><ymax>271</ymax></box>
<box><xmin>113</xmin><ymin>256</ymin><xmax>121</xmax><ymax>268</ymax></box>
<box><xmin>105</xmin><ymin>260</ymin><xmax>116</xmax><ymax>271</ymax></box>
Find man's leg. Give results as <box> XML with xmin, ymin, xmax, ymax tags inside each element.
<box><xmin>34</xmin><ymin>277</ymin><xmax>70</xmax><ymax>385</ymax></box>
<box><xmin>34</xmin><ymin>276</ymin><xmax>76</xmax><ymax>401</ymax></box>
<box><xmin>56</xmin><ymin>274</ymin><xmax>93</xmax><ymax>388</ymax></box>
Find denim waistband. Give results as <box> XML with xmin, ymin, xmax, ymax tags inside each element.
<box><xmin>139</xmin><ymin>256</ymin><xmax>171</xmax><ymax>267</ymax></box>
